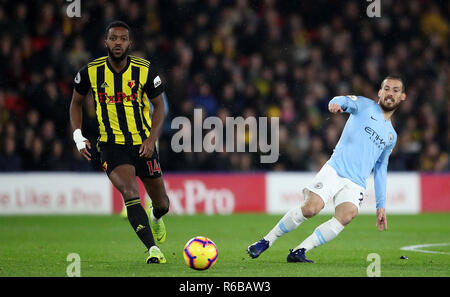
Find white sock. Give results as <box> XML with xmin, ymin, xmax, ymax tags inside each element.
<box><xmin>264</xmin><ymin>206</ymin><xmax>307</xmax><ymax>246</ymax></box>
<box><xmin>295</xmin><ymin>217</ymin><xmax>344</xmax><ymax>252</ymax></box>
<box><xmin>150</xmin><ymin>209</ymin><xmax>161</xmax><ymax>223</ymax></box>
<box><xmin>149</xmin><ymin>245</ymin><xmax>161</xmax><ymax>253</ymax></box>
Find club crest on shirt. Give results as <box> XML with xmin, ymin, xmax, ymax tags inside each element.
<box><xmin>389</xmin><ymin>133</ymin><xmax>393</xmax><ymax>143</ymax></box>
<box><xmin>127</xmin><ymin>80</ymin><xmax>136</xmax><ymax>89</ymax></box>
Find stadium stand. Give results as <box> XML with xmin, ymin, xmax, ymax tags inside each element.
<box><xmin>0</xmin><ymin>0</ymin><xmax>448</xmax><ymax>172</ymax></box>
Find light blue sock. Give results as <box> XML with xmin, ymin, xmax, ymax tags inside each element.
<box><xmin>295</xmin><ymin>217</ymin><xmax>344</xmax><ymax>252</ymax></box>
<box><xmin>264</xmin><ymin>206</ymin><xmax>306</xmax><ymax>246</ymax></box>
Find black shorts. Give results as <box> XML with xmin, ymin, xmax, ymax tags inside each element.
<box><xmin>99</xmin><ymin>142</ymin><xmax>162</xmax><ymax>179</ymax></box>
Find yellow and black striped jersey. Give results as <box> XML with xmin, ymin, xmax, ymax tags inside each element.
<box><xmin>73</xmin><ymin>55</ymin><xmax>164</xmax><ymax>145</ymax></box>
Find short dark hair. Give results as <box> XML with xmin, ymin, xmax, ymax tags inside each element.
<box><xmin>382</xmin><ymin>74</ymin><xmax>406</xmax><ymax>93</ymax></box>
<box><xmin>105</xmin><ymin>21</ymin><xmax>131</xmax><ymax>37</ymax></box>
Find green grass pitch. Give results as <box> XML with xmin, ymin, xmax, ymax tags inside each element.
<box><xmin>0</xmin><ymin>213</ymin><xmax>449</xmax><ymax>277</ymax></box>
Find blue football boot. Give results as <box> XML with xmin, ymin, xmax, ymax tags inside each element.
<box><xmin>287</xmin><ymin>248</ymin><xmax>314</xmax><ymax>263</ymax></box>
<box><xmin>247</xmin><ymin>239</ymin><xmax>270</xmax><ymax>259</ymax></box>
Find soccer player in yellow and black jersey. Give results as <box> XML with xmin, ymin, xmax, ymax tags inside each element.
<box><xmin>69</xmin><ymin>21</ymin><xmax>169</xmax><ymax>264</ymax></box>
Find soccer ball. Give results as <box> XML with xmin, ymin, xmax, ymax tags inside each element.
<box><xmin>183</xmin><ymin>236</ymin><xmax>218</xmax><ymax>270</ymax></box>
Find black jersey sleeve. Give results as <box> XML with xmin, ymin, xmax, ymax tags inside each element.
<box><xmin>73</xmin><ymin>65</ymin><xmax>91</xmax><ymax>95</ymax></box>
<box><xmin>142</xmin><ymin>64</ymin><xmax>164</xmax><ymax>100</ymax></box>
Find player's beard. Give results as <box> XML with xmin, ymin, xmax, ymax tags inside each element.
<box><xmin>107</xmin><ymin>45</ymin><xmax>130</xmax><ymax>63</ymax></box>
<box><xmin>379</xmin><ymin>96</ymin><xmax>401</xmax><ymax>112</ymax></box>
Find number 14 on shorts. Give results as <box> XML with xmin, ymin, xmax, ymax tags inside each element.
<box><xmin>147</xmin><ymin>159</ymin><xmax>161</xmax><ymax>175</ymax></box>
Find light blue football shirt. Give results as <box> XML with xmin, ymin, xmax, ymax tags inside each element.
<box><xmin>327</xmin><ymin>95</ymin><xmax>397</xmax><ymax>209</ymax></box>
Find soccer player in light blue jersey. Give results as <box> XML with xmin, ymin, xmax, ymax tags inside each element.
<box><xmin>247</xmin><ymin>75</ymin><xmax>406</xmax><ymax>263</ymax></box>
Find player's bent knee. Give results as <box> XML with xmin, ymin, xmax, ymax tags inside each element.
<box><xmin>301</xmin><ymin>204</ymin><xmax>321</xmax><ymax>218</ymax></box>
<box><xmin>301</xmin><ymin>193</ymin><xmax>324</xmax><ymax>218</ymax></box>
<box><xmin>335</xmin><ymin>214</ymin><xmax>354</xmax><ymax>226</ymax></box>
<box><xmin>335</xmin><ymin>205</ymin><xmax>358</xmax><ymax>226</ymax></box>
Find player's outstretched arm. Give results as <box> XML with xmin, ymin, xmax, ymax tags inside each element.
<box><xmin>376</xmin><ymin>208</ymin><xmax>387</xmax><ymax>231</ymax></box>
<box><xmin>374</xmin><ymin>162</ymin><xmax>388</xmax><ymax>232</ymax></box>
<box><xmin>374</xmin><ymin>145</ymin><xmax>394</xmax><ymax>232</ymax></box>
<box><xmin>69</xmin><ymin>89</ymin><xmax>91</xmax><ymax>161</ymax></box>
<box><xmin>328</xmin><ymin>95</ymin><xmax>360</xmax><ymax>114</ymax></box>
<box><xmin>328</xmin><ymin>103</ymin><xmax>343</xmax><ymax>113</ymax></box>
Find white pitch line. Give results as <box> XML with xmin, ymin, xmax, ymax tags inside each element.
<box><xmin>400</xmin><ymin>243</ymin><xmax>450</xmax><ymax>255</ymax></box>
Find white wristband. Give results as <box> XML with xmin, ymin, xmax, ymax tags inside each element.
<box><xmin>73</xmin><ymin>129</ymin><xmax>87</xmax><ymax>151</ymax></box>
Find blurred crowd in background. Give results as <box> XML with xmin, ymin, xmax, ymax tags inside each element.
<box><xmin>0</xmin><ymin>0</ymin><xmax>448</xmax><ymax>173</ymax></box>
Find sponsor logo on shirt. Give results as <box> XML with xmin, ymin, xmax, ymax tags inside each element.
<box><xmin>364</xmin><ymin>126</ymin><xmax>389</xmax><ymax>150</ymax></box>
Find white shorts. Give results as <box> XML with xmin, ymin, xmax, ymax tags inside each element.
<box><xmin>302</xmin><ymin>163</ymin><xmax>365</xmax><ymax>210</ymax></box>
